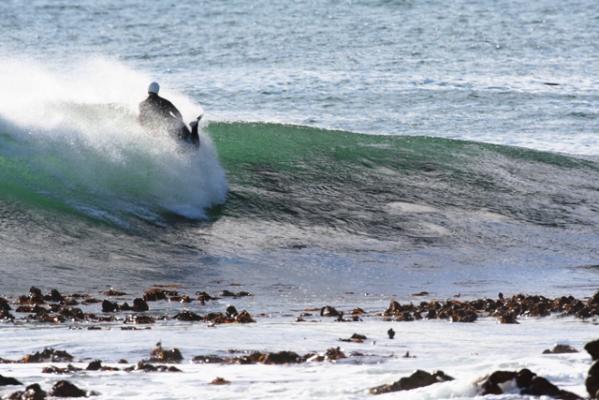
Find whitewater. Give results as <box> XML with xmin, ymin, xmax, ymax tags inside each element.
<box><xmin>1</xmin><ymin>0</ymin><xmax>599</xmax><ymax>399</ymax></box>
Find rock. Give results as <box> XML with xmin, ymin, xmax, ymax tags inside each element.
<box><xmin>339</xmin><ymin>333</ymin><xmax>367</xmax><ymax>343</ymax></box>
<box><xmin>42</xmin><ymin>365</ymin><xmax>83</xmax><ymax>374</ymax></box>
<box><xmin>586</xmin><ymin>340</ymin><xmax>599</xmax><ymax>361</ymax></box>
<box><xmin>543</xmin><ymin>344</ymin><xmax>578</xmax><ymax>354</ymax></box>
<box><xmin>101</xmin><ymin>300</ymin><xmax>118</xmax><ymax>313</ymax></box>
<box><xmin>0</xmin><ymin>297</ymin><xmax>11</xmax><ymax>312</ymax></box>
<box><xmin>50</xmin><ymin>380</ymin><xmax>88</xmax><ymax>397</ymax></box>
<box><xmin>352</xmin><ymin>308</ymin><xmax>365</xmax><ymax>315</ymax></box>
<box><xmin>125</xmin><ymin>315</ymin><xmax>155</xmax><ymax>324</ymax></box>
<box><xmin>516</xmin><ymin>368</ymin><xmax>535</xmax><ymax>388</ymax></box>
<box><xmin>47</xmin><ymin>289</ymin><xmax>63</xmax><ymax>302</ymax></box>
<box><xmin>8</xmin><ymin>383</ymin><xmax>47</xmax><ymax>400</ymax></box>
<box><xmin>497</xmin><ymin>312</ymin><xmax>518</xmax><ymax>324</ymax></box>
<box><xmin>235</xmin><ymin>310</ymin><xmax>255</xmax><ymax>323</ymax></box>
<box><xmin>225</xmin><ymin>305</ymin><xmax>238</xmax><ymax>318</ymax></box>
<box><xmin>132</xmin><ymin>298</ymin><xmax>149</xmax><ymax>312</ymax></box>
<box><xmin>324</xmin><ymin>347</ymin><xmax>346</xmax><ymax>361</ymax></box>
<box><xmin>22</xmin><ymin>348</ymin><xmax>74</xmax><ymax>363</ymax></box>
<box><xmin>174</xmin><ymin>310</ymin><xmax>203</xmax><ymax>321</ymax></box>
<box><xmin>478</xmin><ymin>370</ymin><xmax>517</xmax><ymax>395</ymax></box>
<box><xmin>0</xmin><ymin>374</ymin><xmax>22</xmax><ymax>386</ymax></box>
<box><xmin>370</xmin><ymin>370</ymin><xmax>454</xmax><ymax>395</ymax></box>
<box><xmin>134</xmin><ymin>361</ymin><xmax>181</xmax><ymax>372</ymax></box>
<box><xmin>220</xmin><ymin>290</ymin><xmax>252</xmax><ymax>298</ymax></box>
<box><xmin>587</xmin><ymin>361</ymin><xmax>599</xmax><ymax>398</ymax></box>
<box><xmin>103</xmin><ymin>289</ymin><xmax>127</xmax><ymax>296</ymax></box>
<box><xmin>149</xmin><ymin>343</ymin><xmax>183</xmax><ymax>363</ymax></box>
<box><xmin>210</xmin><ymin>377</ymin><xmax>230</xmax><ymax>385</ymax></box>
<box><xmin>85</xmin><ymin>360</ymin><xmax>102</xmax><ymax>371</ymax></box>
<box><xmin>521</xmin><ymin>376</ymin><xmax>582</xmax><ymax>399</ymax></box>
<box><xmin>143</xmin><ymin>288</ymin><xmax>177</xmax><ymax>302</ymax></box>
<box><xmin>387</xmin><ymin>328</ymin><xmax>395</xmax><ymax>339</ymax></box>
<box><xmin>259</xmin><ymin>351</ymin><xmax>302</xmax><ymax>364</ymax></box>
<box><xmin>320</xmin><ymin>305</ymin><xmax>341</xmax><ymax>317</ymax></box>
<box><xmin>412</xmin><ymin>291</ymin><xmax>430</xmax><ymax>296</ymax></box>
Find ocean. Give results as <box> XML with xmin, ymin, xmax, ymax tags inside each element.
<box><xmin>1</xmin><ymin>0</ymin><xmax>598</xmax><ymax>399</ymax></box>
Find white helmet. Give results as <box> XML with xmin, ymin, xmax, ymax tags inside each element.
<box><xmin>148</xmin><ymin>82</ymin><xmax>160</xmax><ymax>94</ymax></box>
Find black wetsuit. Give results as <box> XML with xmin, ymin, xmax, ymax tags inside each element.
<box><xmin>139</xmin><ymin>93</ymin><xmax>195</xmax><ymax>144</ymax></box>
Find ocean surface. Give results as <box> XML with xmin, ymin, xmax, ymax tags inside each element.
<box><xmin>1</xmin><ymin>1</ymin><xmax>599</xmax><ymax>399</ymax></box>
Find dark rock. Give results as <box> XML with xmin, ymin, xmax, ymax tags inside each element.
<box><xmin>149</xmin><ymin>343</ymin><xmax>183</xmax><ymax>363</ymax></box>
<box><xmin>586</xmin><ymin>340</ymin><xmax>599</xmax><ymax>361</ymax></box>
<box><xmin>210</xmin><ymin>377</ymin><xmax>230</xmax><ymax>385</ymax></box>
<box><xmin>143</xmin><ymin>288</ymin><xmax>178</xmax><ymax>302</ymax></box>
<box><xmin>42</xmin><ymin>365</ymin><xmax>82</xmax><ymax>374</ymax></box>
<box><xmin>132</xmin><ymin>298</ymin><xmax>149</xmax><ymax>312</ymax></box>
<box><xmin>387</xmin><ymin>328</ymin><xmax>395</xmax><ymax>339</ymax></box>
<box><xmin>125</xmin><ymin>314</ymin><xmax>155</xmax><ymax>324</ymax></box>
<box><xmin>174</xmin><ymin>310</ymin><xmax>203</xmax><ymax>321</ymax></box>
<box><xmin>497</xmin><ymin>312</ymin><xmax>519</xmax><ymax>324</ymax></box>
<box><xmin>324</xmin><ymin>347</ymin><xmax>346</xmax><ymax>361</ymax></box>
<box><xmin>521</xmin><ymin>376</ymin><xmax>582</xmax><ymax>399</ymax></box>
<box><xmin>196</xmin><ymin>291</ymin><xmax>216</xmax><ymax>303</ymax></box>
<box><xmin>516</xmin><ymin>368</ymin><xmax>535</xmax><ymax>388</ymax></box>
<box><xmin>220</xmin><ymin>290</ymin><xmax>252</xmax><ymax>298</ymax></box>
<box><xmin>22</xmin><ymin>348</ymin><xmax>74</xmax><ymax>363</ymax></box>
<box><xmin>412</xmin><ymin>291</ymin><xmax>429</xmax><ymax>296</ymax></box>
<box><xmin>86</xmin><ymin>360</ymin><xmax>102</xmax><ymax>371</ymax></box>
<box><xmin>225</xmin><ymin>305</ymin><xmax>238</xmax><ymax>318</ymax></box>
<box><xmin>134</xmin><ymin>361</ymin><xmax>181</xmax><ymax>372</ymax></box>
<box><xmin>101</xmin><ymin>300</ymin><xmax>118</xmax><ymax>313</ymax></box>
<box><xmin>47</xmin><ymin>289</ymin><xmax>63</xmax><ymax>302</ymax></box>
<box><xmin>587</xmin><ymin>361</ymin><xmax>599</xmax><ymax>399</ymax></box>
<box><xmin>103</xmin><ymin>289</ymin><xmax>127</xmax><ymax>296</ymax></box>
<box><xmin>320</xmin><ymin>305</ymin><xmax>341</xmax><ymax>317</ymax></box>
<box><xmin>479</xmin><ymin>370</ymin><xmax>517</xmax><ymax>395</ymax></box>
<box><xmin>235</xmin><ymin>310</ymin><xmax>255</xmax><ymax>323</ymax></box>
<box><xmin>50</xmin><ymin>380</ymin><xmax>87</xmax><ymax>397</ymax></box>
<box><xmin>259</xmin><ymin>351</ymin><xmax>302</xmax><ymax>364</ymax></box>
<box><xmin>543</xmin><ymin>344</ymin><xmax>578</xmax><ymax>354</ymax></box>
<box><xmin>8</xmin><ymin>383</ymin><xmax>47</xmax><ymax>400</ymax></box>
<box><xmin>370</xmin><ymin>370</ymin><xmax>454</xmax><ymax>395</ymax></box>
<box><xmin>0</xmin><ymin>374</ymin><xmax>22</xmax><ymax>386</ymax></box>
<box><xmin>192</xmin><ymin>355</ymin><xmax>226</xmax><ymax>364</ymax></box>
<box><xmin>339</xmin><ymin>333</ymin><xmax>367</xmax><ymax>343</ymax></box>
<box><xmin>0</xmin><ymin>297</ymin><xmax>11</xmax><ymax>312</ymax></box>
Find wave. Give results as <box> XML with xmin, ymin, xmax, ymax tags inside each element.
<box><xmin>0</xmin><ymin>58</ymin><xmax>228</xmax><ymax>227</ymax></box>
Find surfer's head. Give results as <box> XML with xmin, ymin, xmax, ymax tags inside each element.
<box><xmin>148</xmin><ymin>82</ymin><xmax>160</xmax><ymax>94</ymax></box>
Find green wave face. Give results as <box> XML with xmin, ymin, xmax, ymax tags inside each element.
<box><xmin>208</xmin><ymin>121</ymin><xmax>599</xmax><ymax>238</ymax></box>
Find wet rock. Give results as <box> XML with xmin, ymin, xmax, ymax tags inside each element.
<box><xmin>521</xmin><ymin>376</ymin><xmax>582</xmax><ymax>399</ymax></box>
<box><xmin>543</xmin><ymin>344</ymin><xmax>578</xmax><ymax>354</ymax></box>
<box><xmin>478</xmin><ymin>370</ymin><xmax>517</xmax><ymax>395</ymax></box>
<box><xmin>133</xmin><ymin>361</ymin><xmax>181</xmax><ymax>372</ymax></box>
<box><xmin>220</xmin><ymin>290</ymin><xmax>252</xmax><ymax>298</ymax></box>
<box><xmin>125</xmin><ymin>314</ymin><xmax>155</xmax><ymax>324</ymax></box>
<box><xmin>196</xmin><ymin>291</ymin><xmax>216</xmax><ymax>303</ymax></box>
<box><xmin>42</xmin><ymin>365</ymin><xmax>82</xmax><ymax>374</ymax></box>
<box><xmin>585</xmin><ymin>339</ymin><xmax>599</xmax><ymax>361</ymax></box>
<box><xmin>174</xmin><ymin>310</ymin><xmax>203</xmax><ymax>321</ymax></box>
<box><xmin>412</xmin><ymin>291</ymin><xmax>430</xmax><ymax>296</ymax></box>
<box><xmin>387</xmin><ymin>328</ymin><xmax>395</xmax><ymax>339</ymax></box>
<box><xmin>101</xmin><ymin>300</ymin><xmax>118</xmax><ymax>313</ymax></box>
<box><xmin>235</xmin><ymin>310</ymin><xmax>255</xmax><ymax>323</ymax></box>
<box><xmin>497</xmin><ymin>312</ymin><xmax>518</xmax><ymax>324</ymax></box>
<box><xmin>143</xmin><ymin>288</ymin><xmax>178</xmax><ymax>302</ymax></box>
<box><xmin>258</xmin><ymin>351</ymin><xmax>302</xmax><ymax>364</ymax></box>
<box><xmin>192</xmin><ymin>355</ymin><xmax>226</xmax><ymax>364</ymax></box>
<box><xmin>352</xmin><ymin>308</ymin><xmax>365</xmax><ymax>315</ymax></box>
<box><xmin>225</xmin><ymin>305</ymin><xmax>238</xmax><ymax>318</ymax></box>
<box><xmin>516</xmin><ymin>368</ymin><xmax>535</xmax><ymax>388</ymax></box>
<box><xmin>370</xmin><ymin>370</ymin><xmax>454</xmax><ymax>395</ymax></box>
<box><xmin>384</xmin><ymin>300</ymin><xmax>402</xmax><ymax>317</ymax></box>
<box><xmin>8</xmin><ymin>383</ymin><xmax>47</xmax><ymax>400</ymax></box>
<box><xmin>149</xmin><ymin>343</ymin><xmax>183</xmax><ymax>363</ymax></box>
<box><xmin>46</xmin><ymin>289</ymin><xmax>63</xmax><ymax>302</ymax></box>
<box><xmin>0</xmin><ymin>374</ymin><xmax>22</xmax><ymax>386</ymax></box>
<box><xmin>587</xmin><ymin>361</ymin><xmax>599</xmax><ymax>399</ymax></box>
<box><xmin>50</xmin><ymin>380</ymin><xmax>88</xmax><ymax>397</ymax></box>
<box><xmin>85</xmin><ymin>360</ymin><xmax>102</xmax><ymax>371</ymax></box>
<box><xmin>132</xmin><ymin>298</ymin><xmax>149</xmax><ymax>312</ymax></box>
<box><xmin>210</xmin><ymin>377</ymin><xmax>230</xmax><ymax>385</ymax></box>
<box><xmin>22</xmin><ymin>348</ymin><xmax>74</xmax><ymax>363</ymax></box>
<box><xmin>0</xmin><ymin>297</ymin><xmax>11</xmax><ymax>312</ymax></box>
<box><xmin>103</xmin><ymin>289</ymin><xmax>127</xmax><ymax>296</ymax></box>
<box><xmin>339</xmin><ymin>333</ymin><xmax>367</xmax><ymax>343</ymax></box>
<box><xmin>320</xmin><ymin>305</ymin><xmax>341</xmax><ymax>317</ymax></box>
<box><xmin>324</xmin><ymin>347</ymin><xmax>346</xmax><ymax>361</ymax></box>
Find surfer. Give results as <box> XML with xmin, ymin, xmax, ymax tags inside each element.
<box><xmin>139</xmin><ymin>82</ymin><xmax>200</xmax><ymax>147</ymax></box>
